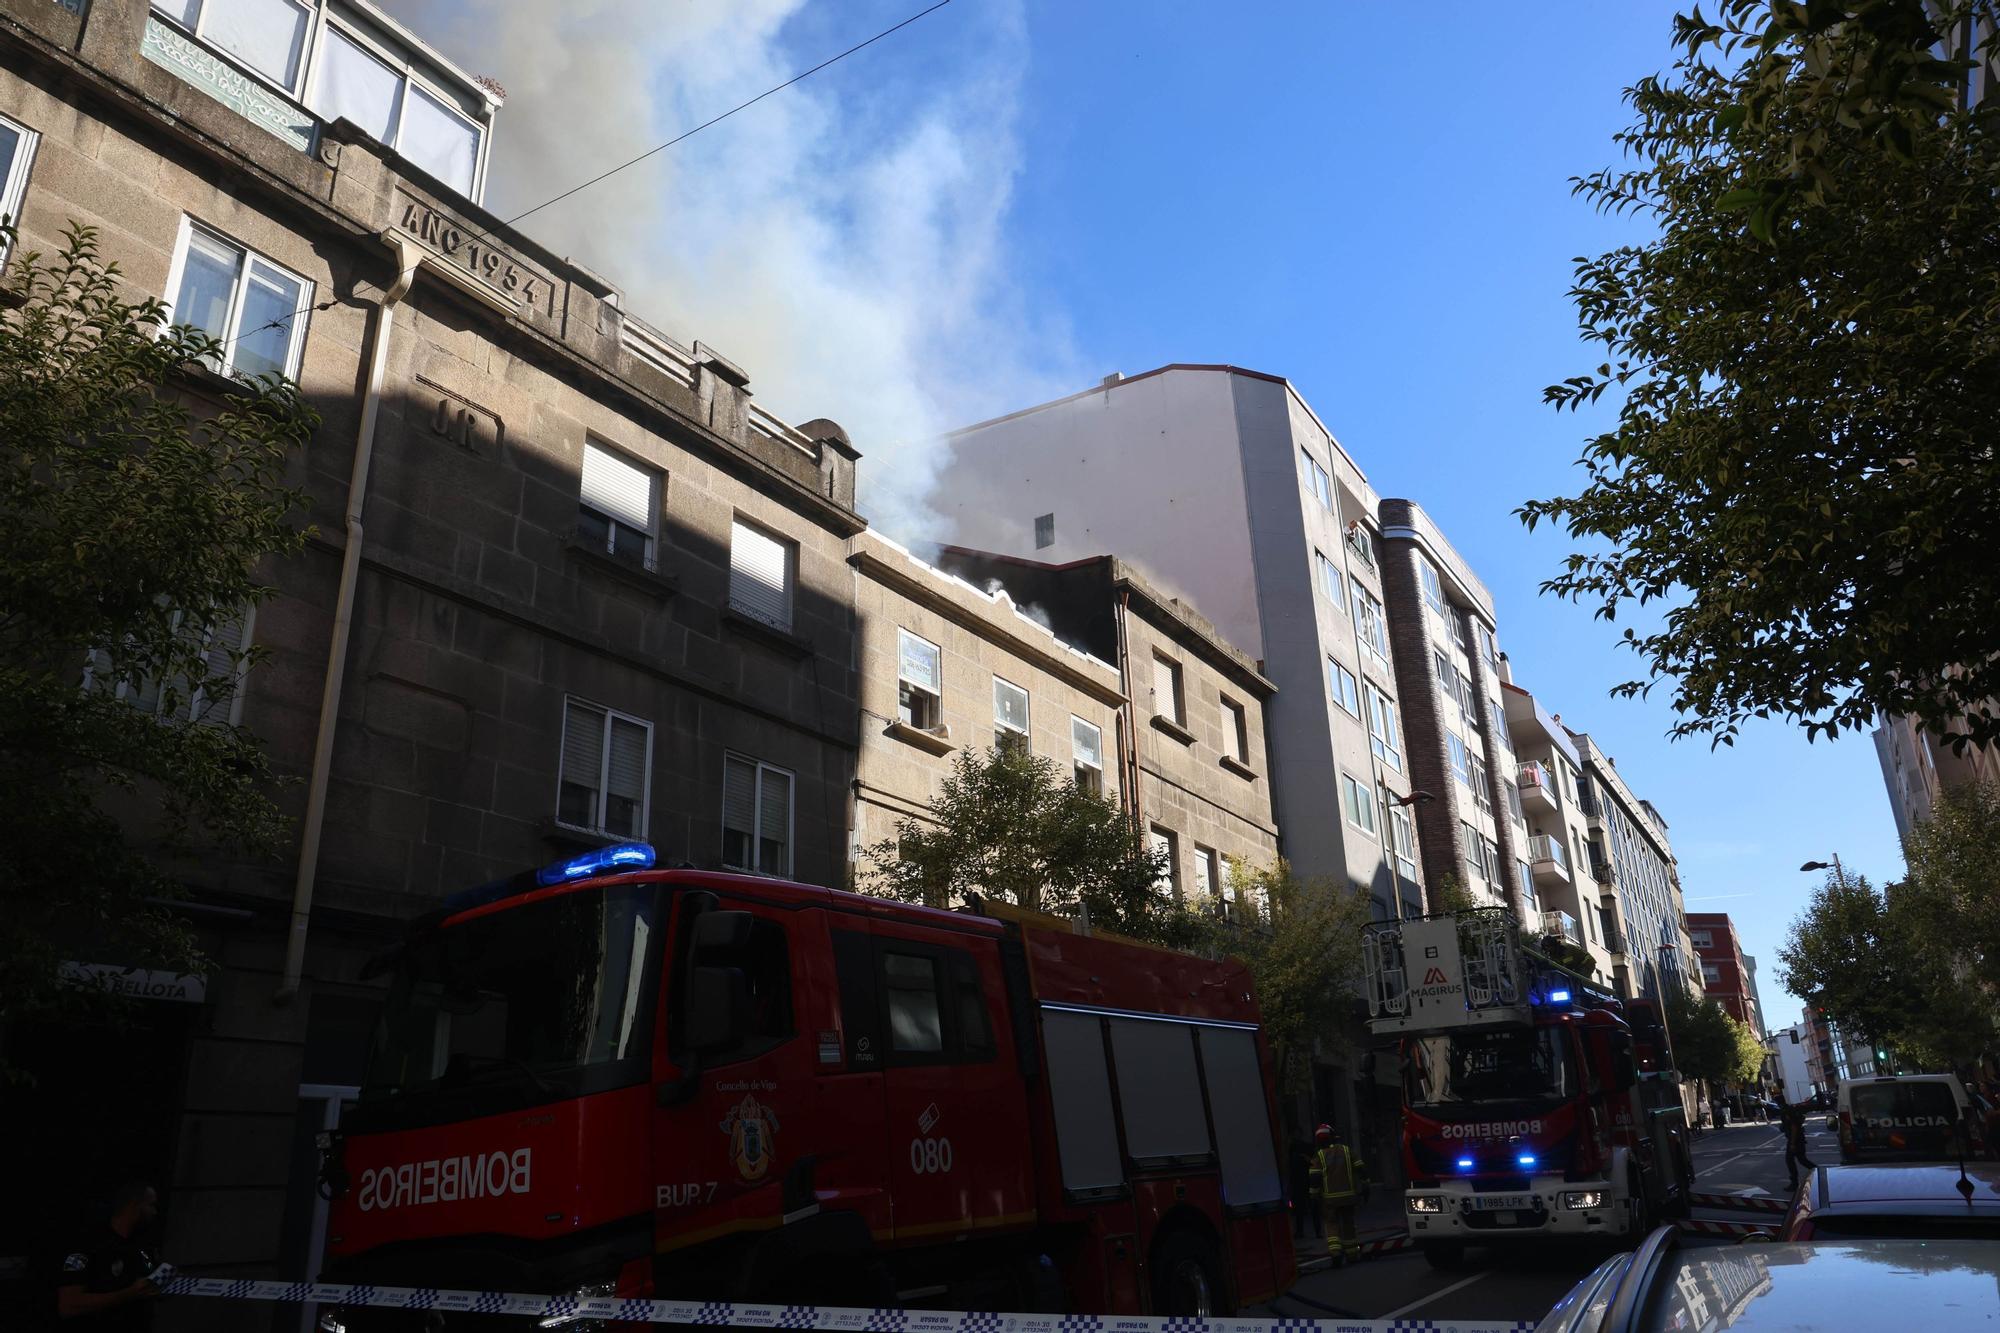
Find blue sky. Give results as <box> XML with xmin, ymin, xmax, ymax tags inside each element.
<box><xmin>410</xmin><ymin>0</ymin><xmax>1905</xmax><ymax>1025</ymax></box>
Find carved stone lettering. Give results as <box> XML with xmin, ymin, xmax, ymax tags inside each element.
<box><xmin>394</xmin><ymin>191</ymin><xmax>553</xmax><ymax>322</ymax></box>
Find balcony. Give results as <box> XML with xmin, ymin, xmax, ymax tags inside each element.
<box><xmin>1528</xmin><ymin>833</ymin><xmax>1570</xmax><ymax>887</ymax></box>
<box><xmin>1589</xmin><ymin>851</ymin><xmax>1613</xmax><ymax>886</ymax></box>
<box><xmin>1542</xmin><ymin>910</ymin><xmax>1583</xmax><ymax>947</ymax></box>
<box><xmin>1518</xmin><ymin>761</ymin><xmax>1560</xmax><ymax>815</ymax></box>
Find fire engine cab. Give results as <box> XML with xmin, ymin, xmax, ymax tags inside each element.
<box><xmin>317</xmin><ymin>843</ymin><xmax>1296</xmax><ymax>1326</ymax></box>
<box><xmin>1363</xmin><ymin>907</ymin><xmax>1694</xmax><ymax>1267</ymax></box>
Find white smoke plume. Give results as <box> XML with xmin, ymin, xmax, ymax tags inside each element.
<box><xmin>384</xmin><ymin>0</ymin><xmax>1082</xmax><ymax>541</ymax></box>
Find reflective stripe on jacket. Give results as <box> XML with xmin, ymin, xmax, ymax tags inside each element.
<box><xmin>1317</xmin><ymin>1144</ymin><xmax>1358</xmax><ymax>1202</ymax></box>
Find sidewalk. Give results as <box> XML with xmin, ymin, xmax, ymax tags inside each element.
<box><xmin>1289</xmin><ymin>1190</ymin><xmax>1406</xmax><ymax>1260</ymax></box>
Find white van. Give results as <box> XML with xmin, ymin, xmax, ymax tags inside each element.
<box><xmin>1836</xmin><ymin>1073</ymin><xmax>1981</xmax><ymax>1162</ymax></box>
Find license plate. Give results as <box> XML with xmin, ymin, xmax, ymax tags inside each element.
<box><xmin>1471</xmin><ymin>1194</ymin><xmax>1533</xmax><ymax>1211</ymax></box>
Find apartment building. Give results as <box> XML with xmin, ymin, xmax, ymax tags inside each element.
<box><xmin>1376</xmin><ymin>500</ymin><xmax>1516</xmax><ymax>915</ymax></box>
<box><xmin>1770</xmin><ymin>1021</ymin><xmax>1814</xmax><ymax>1102</ymax></box>
<box><xmin>1500</xmin><ymin>677</ymin><xmax>1619</xmax><ymax>988</ymax></box>
<box><xmin>1567</xmin><ymin>729</ymin><xmax>1697</xmax><ymax>1002</ymax></box>
<box><xmin>1874</xmin><ymin>709</ymin><xmax>2000</xmax><ymax>843</ymax></box>
<box><xmin>845</xmin><ymin>531</ymin><xmax>1128</xmax><ymax>883</ymax></box>
<box><xmin>932</xmin><ymin>547</ymin><xmax>1282</xmax><ymax>904</ymax></box>
<box><xmin>938</xmin><ymin>365</ymin><xmax>1423</xmax><ymax>919</ymax></box>
<box><xmin>1688</xmin><ymin>914</ymin><xmax>1761</xmax><ymax>1032</ymax></box>
<box><xmin>0</xmin><ymin>0</ymin><xmax>868</xmax><ymax>1306</ymax></box>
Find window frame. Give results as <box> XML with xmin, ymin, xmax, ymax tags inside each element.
<box><xmin>993</xmin><ymin>675</ymin><xmax>1030</xmax><ymax>752</ymax></box>
<box><xmin>721</xmin><ymin>752</ymin><xmax>794</xmax><ymax>877</ymax></box>
<box><xmin>1327</xmin><ymin>656</ymin><xmax>1361</xmax><ymax>718</ymax></box>
<box><xmin>869</xmin><ymin>940</ymin><xmax>996</xmax><ymax>1068</ymax></box>
<box><xmin>1340</xmin><ymin>772</ymin><xmax>1378</xmax><ymax>838</ymax></box>
<box><xmin>577</xmin><ymin>438</ymin><xmax>660</xmax><ymax>572</ymax></box>
<box><xmin>1192</xmin><ymin>844</ymin><xmax>1220</xmax><ymax>905</ymax></box>
<box><xmin>1152</xmin><ymin>652</ymin><xmax>1185</xmax><ymax>726</ymax></box>
<box><xmin>1446</xmin><ymin>730</ymin><xmax>1472</xmax><ymax>785</ymax></box>
<box><xmin>1221</xmin><ymin>695</ymin><xmax>1249</xmax><ymax>764</ymax></box>
<box><xmin>1314</xmin><ymin>548</ymin><xmax>1345</xmax><ymax>607</ymax></box>
<box><xmin>555</xmin><ymin>696</ymin><xmax>654</xmax><ymax>840</ymax></box>
<box><xmin>727</xmin><ymin>516</ymin><xmax>797</xmax><ymax>633</ymax></box>
<box><xmin>1389</xmin><ymin>804</ymin><xmax>1419</xmax><ymax>883</ymax></box>
<box><xmin>1351</xmin><ymin>583</ymin><xmax>1390</xmax><ymax>664</ymax></box>
<box><xmin>86</xmin><ymin>603</ymin><xmax>258</xmax><ymax>729</ymax></box>
<box><xmin>303</xmin><ymin>12</ymin><xmax>489</xmax><ymax>198</ymax></box>
<box><xmin>1071</xmin><ymin>715</ymin><xmax>1104</xmax><ymax>793</ymax></box>
<box><xmin>1149</xmin><ymin>825</ymin><xmax>1181</xmax><ymax>901</ymax></box>
<box><xmin>896</xmin><ymin>628</ymin><xmax>944</xmax><ymax>731</ymax></box>
<box><xmin>161</xmin><ymin>216</ymin><xmax>315</xmax><ymax>380</ymax></box>
<box><xmin>1365</xmin><ymin>683</ymin><xmax>1402</xmax><ymax>771</ymax></box>
<box><xmin>0</xmin><ymin>110</ymin><xmax>40</xmax><ymax>264</ymax></box>
<box><xmin>1299</xmin><ymin>448</ymin><xmax>1333</xmax><ymax>511</ymax></box>
<box><xmin>1420</xmin><ymin>558</ymin><xmax>1446</xmax><ymax>615</ymax></box>
<box><xmin>153</xmin><ymin>0</ymin><xmax>317</xmax><ymax>98</ymax></box>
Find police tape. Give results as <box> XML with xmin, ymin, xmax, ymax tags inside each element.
<box><xmin>1673</xmin><ymin>1218</ymin><xmax>1778</xmax><ymax>1238</ymax></box>
<box><xmin>1685</xmin><ymin>1193</ymin><xmax>1786</xmax><ymax>1215</ymax></box>
<box><xmin>157</xmin><ymin>1275</ymin><xmax>1536</xmax><ymax>1333</ymax></box>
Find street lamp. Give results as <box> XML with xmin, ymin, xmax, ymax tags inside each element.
<box><xmin>1799</xmin><ymin>856</ymin><xmax>1849</xmax><ymax>888</ymax></box>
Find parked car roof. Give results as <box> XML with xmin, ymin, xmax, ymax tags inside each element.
<box><xmin>1536</xmin><ymin>1226</ymin><xmax>2000</xmax><ymax>1333</ymax></box>
<box><xmin>1783</xmin><ymin>1163</ymin><xmax>2000</xmax><ymax>1240</ymax></box>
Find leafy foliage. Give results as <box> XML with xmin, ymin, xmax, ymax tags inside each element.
<box><xmin>1427</xmin><ymin>871</ymin><xmax>1476</xmax><ymax>916</ymax></box>
<box><xmin>0</xmin><ymin>225</ymin><xmax>315</xmax><ymax>1039</ymax></box>
<box><xmin>1190</xmin><ymin>859</ymin><xmax>1370</xmax><ymax>1097</ymax></box>
<box><xmin>1522</xmin><ymin>1</ymin><xmax>2000</xmax><ymax>748</ymax></box>
<box><xmin>1666</xmin><ymin>986</ymin><xmax>1765</xmax><ymax>1088</ymax></box>
<box><xmin>1900</xmin><ymin>780</ymin><xmax>2000</xmax><ymax>1003</ymax></box>
<box><xmin>860</xmin><ymin>742</ymin><xmax>1199</xmax><ymax>948</ymax></box>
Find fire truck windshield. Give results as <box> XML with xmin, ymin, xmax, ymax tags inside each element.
<box><xmin>1405</xmin><ymin>1025</ymin><xmax>1576</xmax><ymax>1110</ymax></box>
<box><xmin>362</xmin><ymin>885</ymin><xmax>660</xmax><ymax>1105</ymax></box>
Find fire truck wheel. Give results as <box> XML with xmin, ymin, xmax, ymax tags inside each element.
<box><xmin>1150</xmin><ymin>1229</ymin><xmax>1227</xmax><ymax>1317</ymax></box>
<box><xmin>1421</xmin><ymin>1241</ymin><xmax>1466</xmax><ymax>1270</ymax></box>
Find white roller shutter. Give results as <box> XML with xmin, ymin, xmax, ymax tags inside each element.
<box><xmin>729</xmin><ymin>519</ymin><xmax>793</xmax><ymax>631</ymax></box>
<box><xmin>605</xmin><ymin>716</ymin><xmax>649</xmax><ymax>837</ymax></box>
<box><xmin>563</xmin><ymin>700</ymin><xmax>606</xmax><ymax>810</ymax></box>
<box><xmin>581</xmin><ymin>442</ymin><xmax>656</xmax><ymax>532</ymax></box>
<box><xmin>758</xmin><ymin>765</ymin><xmax>791</xmax><ymax>874</ymax></box>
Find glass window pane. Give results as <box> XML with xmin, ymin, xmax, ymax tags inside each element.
<box><xmin>314</xmin><ymin>27</ymin><xmax>402</xmax><ymax>142</ymax></box>
<box><xmin>898</xmin><ymin>630</ymin><xmax>941</xmax><ymax>693</ymax></box>
<box><xmin>884</xmin><ymin>953</ymin><xmax>942</xmax><ymax>1053</ymax></box>
<box><xmin>0</xmin><ymin>122</ymin><xmax>19</xmax><ymax>208</ymax></box>
<box><xmin>758</xmin><ymin>766</ymin><xmax>790</xmax><ymax>875</ymax></box>
<box><xmin>560</xmin><ymin>701</ymin><xmax>605</xmax><ymax>828</ymax></box>
<box><xmin>994</xmin><ymin>678</ymin><xmax>1028</xmax><ymax>733</ymax></box>
<box><xmin>173</xmin><ymin>231</ymin><xmax>241</xmax><ymax>343</ymax></box>
<box><xmin>1071</xmin><ymin>716</ymin><xmax>1102</xmax><ymax>768</ymax></box>
<box><xmin>232</xmin><ymin>260</ymin><xmax>303</xmax><ymax>378</ymax></box>
<box><xmin>203</xmin><ymin>0</ymin><xmax>309</xmax><ymax>89</ymax></box>
<box><xmin>400</xmin><ymin>83</ymin><xmax>480</xmax><ymax>196</ymax></box>
<box><xmin>152</xmin><ymin>0</ymin><xmax>201</xmax><ymax>30</ymax></box>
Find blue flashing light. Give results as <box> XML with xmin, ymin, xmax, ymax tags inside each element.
<box><xmin>534</xmin><ymin>841</ymin><xmax>656</xmax><ymax>887</ymax></box>
<box><xmin>1456</xmin><ymin>1157</ymin><xmax>1475</xmax><ymax>1171</ymax></box>
<box><xmin>1550</xmin><ymin>988</ymin><xmax>1572</xmax><ymax>1004</ymax></box>
<box><xmin>1517</xmin><ymin>1153</ymin><xmax>1538</xmax><ymax>1168</ymax></box>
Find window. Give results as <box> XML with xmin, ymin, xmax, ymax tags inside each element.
<box><xmin>558</xmin><ymin>698</ymin><xmax>651</xmax><ymax>839</ymax></box>
<box><xmin>1702</xmin><ymin>963</ymin><xmax>1721</xmax><ymax>985</ymax></box>
<box><xmin>897</xmin><ymin>629</ymin><xmax>942</xmax><ymax>731</ymax></box>
<box><xmin>1471</xmin><ymin>756</ymin><xmax>1492</xmax><ymax>812</ymax></box>
<box><xmin>1517</xmin><ymin>860</ymin><xmax>1537</xmax><ymax>911</ymax></box>
<box><xmin>90</xmin><ymin>604</ymin><xmax>256</xmax><ymax>728</ymax></box>
<box><xmin>1365</xmin><ymin>684</ymin><xmax>1402</xmax><ymax>771</ymax></box>
<box><xmin>1221</xmin><ymin>696</ymin><xmax>1249</xmax><ymax>764</ymax></box>
<box><xmin>309</xmin><ymin>21</ymin><xmax>484</xmax><ymax>195</ymax></box>
<box><xmin>1450</xmin><ymin>609</ymin><xmax>1470</xmax><ymax>650</ymax></box>
<box><xmin>1340</xmin><ymin>772</ymin><xmax>1377</xmax><ymax>838</ymax></box>
<box><xmin>1034</xmin><ymin>512</ymin><xmax>1056</xmax><ymax>549</ymax></box>
<box><xmin>1483</xmin><ymin>837</ymin><xmax>1501</xmax><ymax>884</ymax></box>
<box><xmin>729</xmin><ymin>518</ymin><xmax>795</xmax><ymax>632</ymax></box>
<box><xmin>1300</xmin><ymin>448</ymin><xmax>1333</xmax><ymax>511</ymax></box>
<box><xmin>155</xmin><ymin>0</ymin><xmax>312</xmax><ymax>91</ymax></box>
<box><xmin>1690</xmin><ymin>929</ymin><xmax>1714</xmax><ymax>950</ymax></box>
<box><xmin>1505</xmin><ymin>778</ymin><xmax>1524</xmax><ymax>826</ymax></box>
<box><xmin>691</xmin><ymin>916</ymin><xmax>794</xmax><ymax>1066</ymax></box>
<box><xmin>1351</xmin><ymin>584</ymin><xmax>1389</xmax><ymax>662</ymax></box>
<box><xmin>165</xmin><ymin>220</ymin><xmax>312</xmax><ymax>379</ymax></box>
<box><xmin>1346</xmin><ymin>522</ymin><xmax>1376</xmax><ymax>568</ymax></box>
<box><xmin>1314</xmin><ymin>548</ymin><xmax>1345</xmax><ymax>605</ymax></box>
<box><xmin>0</xmin><ymin>112</ymin><xmax>40</xmax><ymax>264</ymax></box>
<box><xmin>1150</xmin><ymin>827</ymin><xmax>1180</xmax><ymax>900</ymax></box>
<box><xmin>1420</xmin><ymin>558</ymin><xmax>1447</xmax><ymax>615</ymax></box>
<box><xmin>1327</xmin><ymin>657</ymin><xmax>1360</xmax><ymax>717</ymax></box>
<box><xmin>1389</xmin><ymin>805</ymin><xmax>1419</xmax><ymax>883</ymax></box>
<box><xmin>1478</xmin><ymin>625</ymin><xmax>1500</xmax><ymax>668</ymax></box>
<box><xmin>993</xmin><ymin>677</ymin><xmax>1029</xmax><ymax>752</ymax></box>
<box><xmin>1152</xmin><ymin>653</ymin><xmax>1185</xmax><ymax>725</ymax></box>
<box><xmin>578</xmin><ymin>440</ymin><xmax>658</xmax><ymax>571</ymax></box>
<box><xmin>1463</xmin><ymin>819</ymin><xmax>1484</xmax><ymax>884</ymax></box>
<box><xmin>1445</xmin><ymin>730</ymin><xmax>1472</xmax><ymax>785</ymax></box>
<box><xmin>1072</xmin><ymin>716</ymin><xmax>1103</xmax><ymax>793</ymax></box>
<box><xmin>1193</xmin><ymin>845</ymin><xmax>1219</xmax><ymax>904</ymax></box>
<box><xmin>722</xmin><ymin>754</ymin><xmax>792</xmax><ymax>876</ymax></box>
<box><xmin>1491</xmin><ymin>699</ymin><xmax>1511</xmax><ymax>749</ymax></box>
<box><xmin>882</xmin><ymin>951</ymin><xmax>946</xmax><ymax>1054</ymax></box>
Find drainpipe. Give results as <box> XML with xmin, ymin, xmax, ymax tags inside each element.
<box><xmin>275</xmin><ymin>235</ymin><xmax>421</xmax><ymax>1005</ymax></box>
<box><xmin>1115</xmin><ymin>585</ymin><xmax>1141</xmax><ymax>821</ymax></box>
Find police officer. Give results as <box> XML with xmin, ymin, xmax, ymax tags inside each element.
<box><xmin>53</xmin><ymin>1180</ymin><xmax>161</xmax><ymax>1329</ymax></box>
<box><xmin>1312</xmin><ymin>1124</ymin><xmax>1366</xmax><ymax>1264</ymax></box>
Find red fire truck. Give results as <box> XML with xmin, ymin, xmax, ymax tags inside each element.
<box><xmin>1362</xmin><ymin>907</ymin><xmax>1694</xmax><ymax>1268</ymax></box>
<box><xmin>317</xmin><ymin>843</ymin><xmax>1296</xmax><ymax>1326</ymax></box>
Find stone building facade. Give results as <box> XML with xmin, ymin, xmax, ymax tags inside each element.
<box><xmin>0</xmin><ymin>0</ymin><xmax>865</xmax><ymax>1312</ymax></box>
<box><xmin>845</xmin><ymin>531</ymin><xmax>1126</xmax><ymax>877</ymax></box>
<box><xmin>933</xmin><ymin>549</ymin><xmax>1282</xmax><ymax>905</ymax></box>
<box><xmin>1566</xmin><ymin>728</ymin><xmax>1696</xmax><ymax>1002</ymax></box>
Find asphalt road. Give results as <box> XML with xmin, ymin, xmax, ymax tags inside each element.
<box><xmin>1261</xmin><ymin>1119</ymin><xmax>1838</xmax><ymax>1326</ymax></box>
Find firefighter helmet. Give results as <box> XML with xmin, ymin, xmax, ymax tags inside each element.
<box><xmin>1315</xmin><ymin>1123</ymin><xmax>1333</xmax><ymax>1143</ymax></box>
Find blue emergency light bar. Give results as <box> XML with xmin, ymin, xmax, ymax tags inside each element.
<box><xmin>442</xmin><ymin>842</ymin><xmax>657</xmax><ymax>914</ymax></box>
<box><xmin>1517</xmin><ymin>1153</ymin><xmax>1538</xmax><ymax>1167</ymax></box>
<box><xmin>1456</xmin><ymin>1157</ymin><xmax>1475</xmax><ymax>1171</ymax></box>
<box><xmin>1549</xmin><ymin>989</ymin><xmax>1572</xmax><ymax>1004</ymax></box>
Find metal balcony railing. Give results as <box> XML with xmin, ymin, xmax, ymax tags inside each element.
<box><xmin>1528</xmin><ymin>833</ymin><xmax>1567</xmax><ymax>869</ymax></box>
<box><xmin>1542</xmin><ymin>910</ymin><xmax>1582</xmax><ymax>945</ymax></box>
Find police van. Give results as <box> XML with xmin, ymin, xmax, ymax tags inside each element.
<box><xmin>1836</xmin><ymin>1073</ymin><xmax>1981</xmax><ymax>1163</ymax></box>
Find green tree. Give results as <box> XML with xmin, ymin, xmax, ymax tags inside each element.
<box><xmin>1190</xmin><ymin>859</ymin><xmax>1370</xmax><ymax>1097</ymax></box>
<box><xmin>861</xmin><ymin>743</ymin><xmax>1197</xmax><ymax>948</ymax></box>
<box><xmin>1666</xmin><ymin>988</ymin><xmax>1761</xmax><ymax>1087</ymax></box>
<box><xmin>1521</xmin><ymin>1</ymin><xmax>2000</xmax><ymax>748</ymax></box>
<box><xmin>1</xmin><ymin>225</ymin><xmax>315</xmax><ymax>1041</ymax></box>
<box><xmin>1900</xmin><ymin>780</ymin><xmax>2000</xmax><ymax>1001</ymax></box>
<box><xmin>1427</xmin><ymin>871</ymin><xmax>1476</xmax><ymax>916</ymax></box>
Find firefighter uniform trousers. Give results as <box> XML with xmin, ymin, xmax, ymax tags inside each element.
<box><xmin>1316</xmin><ymin>1143</ymin><xmax>1361</xmax><ymax>1261</ymax></box>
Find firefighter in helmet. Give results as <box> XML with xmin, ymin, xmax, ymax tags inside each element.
<box><xmin>1311</xmin><ymin>1123</ymin><xmax>1366</xmax><ymax>1263</ymax></box>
